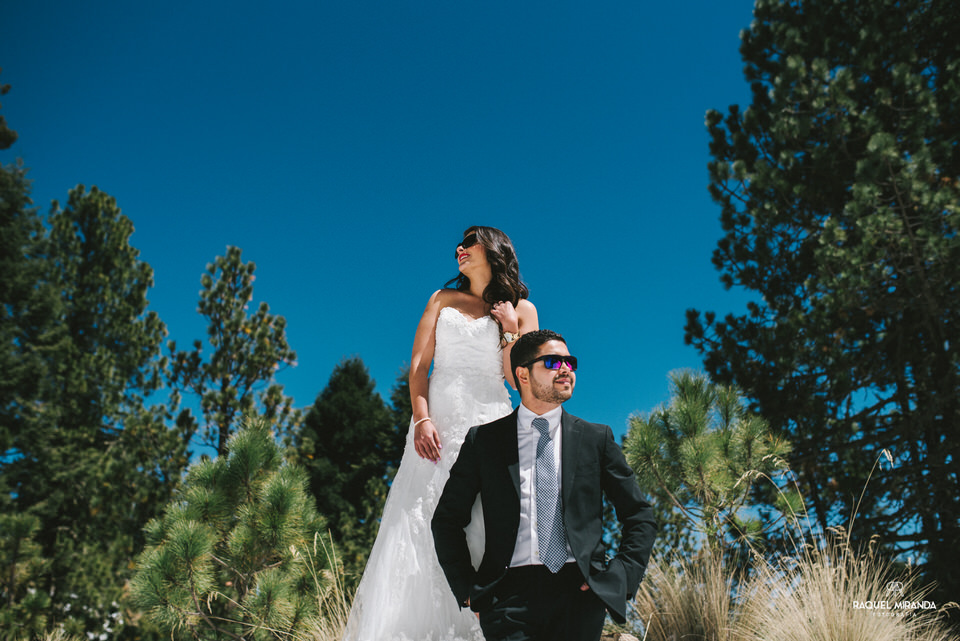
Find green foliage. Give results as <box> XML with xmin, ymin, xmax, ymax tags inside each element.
<box><xmin>1</xmin><ymin>181</ymin><xmax>188</xmax><ymax>636</ymax></box>
<box><xmin>168</xmin><ymin>246</ymin><xmax>300</xmax><ymax>457</ymax></box>
<box><xmin>0</xmin><ymin>513</ymin><xmax>50</xmax><ymax>639</ymax></box>
<box><xmin>0</xmin><ymin>161</ymin><xmax>56</xmax><ymax>476</ymax></box>
<box><xmin>2</xmin><ymin>126</ymin><xmax>307</xmax><ymax>637</ymax></box>
<box><xmin>46</xmin><ymin>186</ymin><xmax>168</xmax><ymax>425</ymax></box>
<box><xmin>291</xmin><ymin>359</ymin><xmax>405</xmax><ymax>582</ymax></box>
<box><xmin>623</xmin><ymin>371</ymin><xmax>793</xmax><ymax>559</ymax></box>
<box><xmin>388</xmin><ymin>366</ymin><xmax>413</xmax><ymax>449</ymax></box>
<box><xmin>0</xmin><ymin>68</ymin><xmax>17</xmax><ymax>150</ymax></box>
<box><xmin>132</xmin><ymin>416</ymin><xmax>332</xmax><ymax>640</ymax></box>
<box><xmin>685</xmin><ymin>0</ymin><xmax>960</xmax><ymax>606</ymax></box>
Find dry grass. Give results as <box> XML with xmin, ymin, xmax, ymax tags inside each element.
<box><xmin>735</xmin><ymin>530</ymin><xmax>956</xmax><ymax>641</ymax></box>
<box><xmin>631</xmin><ymin>537</ymin><xmax>957</xmax><ymax>641</ymax></box>
<box><xmin>629</xmin><ymin>451</ymin><xmax>959</xmax><ymax>641</ymax></box>
<box><xmin>633</xmin><ymin>550</ymin><xmax>739</xmax><ymax>641</ymax></box>
<box><xmin>299</xmin><ymin>533</ymin><xmax>353</xmax><ymax>641</ymax></box>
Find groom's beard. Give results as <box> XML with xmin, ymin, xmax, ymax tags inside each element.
<box><xmin>530</xmin><ymin>373</ymin><xmax>574</xmax><ymax>405</ymax></box>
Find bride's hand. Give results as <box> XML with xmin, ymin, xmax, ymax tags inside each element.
<box><xmin>490</xmin><ymin>301</ymin><xmax>518</xmax><ymax>332</ymax></box>
<box><xmin>414</xmin><ymin>419</ymin><xmax>442</xmax><ymax>463</ymax></box>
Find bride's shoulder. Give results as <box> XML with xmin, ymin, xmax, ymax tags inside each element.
<box><xmin>516</xmin><ymin>298</ymin><xmax>538</xmax><ymax>327</ymax></box>
<box><xmin>433</xmin><ymin>288</ymin><xmax>473</xmax><ymax>307</ymax></box>
<box><xmin>421</xmin><ymin>289</ymin><xmax>468</xmax><ymax>318</ymax></box>
<box><xmin>516</xmin><ymin>298</ymin><xmax>536</xmax><ymax>313</ymax></box>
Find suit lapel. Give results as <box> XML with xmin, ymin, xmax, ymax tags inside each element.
<box><xmin>560</xmin><ymin>409</ymin><xmax>582</xmax><ymax>506</ymax></box>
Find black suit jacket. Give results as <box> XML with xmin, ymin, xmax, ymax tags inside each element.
<box><xmin>431</xmin><ymin>408</ymin><xmax>657</xmax><ymax>624</ymax></box>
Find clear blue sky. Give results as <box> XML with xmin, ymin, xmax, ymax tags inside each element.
<box><xmin>2</xmin><ymin>0</ymin><xmax>756</xmax><ymax>440</ymax></box>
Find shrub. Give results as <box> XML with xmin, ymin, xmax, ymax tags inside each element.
<box><xmin>131</xmin><ymin>416</ymin><xmax>337</xmax><ymax>640</ymax></box>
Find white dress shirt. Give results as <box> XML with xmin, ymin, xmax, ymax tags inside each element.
<box><xmin>510</xmin><ymin>403</ymin><xmax>575</xmax><ymax>567</ymax></box>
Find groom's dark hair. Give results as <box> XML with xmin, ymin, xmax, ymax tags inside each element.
<box><xmin>510</xmin><ymin>329</ymin><xmax>567</xmax><ymax>388</ymax></box>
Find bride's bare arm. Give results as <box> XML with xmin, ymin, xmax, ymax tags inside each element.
<box><xmin>491</xmin><ymin>299</ymin><xmax>538</xmax><ymax>390</ymax></box>
<box><xmin>410</xmin><ymin>290</ymin><xmax>444</xmax><ymax>462</ymax></box>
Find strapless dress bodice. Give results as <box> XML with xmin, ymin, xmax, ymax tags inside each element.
<box><xmin>432</xmin><ymin>306</ymin><xmax>505</xmax><ymax>379</ymax></box>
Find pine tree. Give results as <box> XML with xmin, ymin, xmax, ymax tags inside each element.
<box><xmin>623</xmin><ymin>371</ymin><xmax>795</xmax><ymax>560</ymax></box>
<box><xmin>292</xmin><ymin>358</ymin><xmax>404</xmax><ymax>580</ymax></box>
<box><xmin>0</xmin><ymin>513</ymin><xmax>50</xmax><ymax>638</ymax></box>
<box><xmin>0</xmin><ymin>68</ymin><xmax>17</xmax><ymax>150</ymax></box>
<box><xmin>168</xmin><ymin>246</ymin><xmax>300</xmax><ymax>457</ymax></box>
<box><xmin>131</xmin><ymin>416</ymin><xmax>332</xmax><ymax>640</ymax></box>
<box><xmin>0</xmin><ymin>162</ymin><xmax>58</xmax><ymax>493</ymax></box>
<box><xmin>1</xmin><ymin>182</ymin><xmax>188</xmax><ymax>637</ymax></box>
<box><xmin>684</xmin><ymin>0</ymin><xmax>959</xmax><ymax>604</ymax></box>
<box><xmin>389</xmin><ymin>366</ymin><xmax>413</xmax><ymax>461</ymax></box>
<box><xmin>45</xmin><ymin>187</ymin><xmax>185</xmax><ymax>635</ymax></box>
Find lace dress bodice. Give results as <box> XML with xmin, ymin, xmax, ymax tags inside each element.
<box><xmin>426</xmin><ymin>307</ymin><xmax>512</xmax><ymax>453</ymax></box>
<box><xmin>432</xmin><ymin>306</ymin><xmax>507</xmax><ymax>378</ymax></box>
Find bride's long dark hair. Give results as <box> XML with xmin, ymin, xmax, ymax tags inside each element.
<box><xmin>445</xmin><ymin>225</ymin><xmax>529</xmax><ymax>318</ymax></box>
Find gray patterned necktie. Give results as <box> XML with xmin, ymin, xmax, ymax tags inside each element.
<box><xmin>533</xmin><ymin>416</ymin><xmax>567</xmax><ymax>573</ymax></box>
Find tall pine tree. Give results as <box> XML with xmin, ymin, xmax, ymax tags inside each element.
<box><xmin>685</xmin><ymin>0</ymin><xmax>959</xmax><ymax>605</ymax></box>
<box><xmin>0</xmin><ymin>162</ymin><xmax>57</xmax><ymax>488</ymax></box>
<box><xmin>1</xmin><ymin>183</ymin><xmax>188</xmax><ymax>637</ymax></box>
<box><xmin>292</xmin><ymin>359</ymin><xmax>405</xmax><ymax>579</ymax></box>
<box><xmin>0</xmin><ymin>68</ymin><xmax>17</xmax><ymax>149</ymax></box>
<box><xmin>168</xmin><ymin>246</ymin><xmax>300</xmax><ymax>457</ymax></box>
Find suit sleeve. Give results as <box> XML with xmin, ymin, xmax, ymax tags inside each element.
<box><xmin>431</xmin><ymin>426</ymin><xmax>481</xmax><ymax>607</ymax></box>
<box><xmin>601</xmin><ymin>424</ymin><xmax>657</xmax><ymax>598</ymax></box>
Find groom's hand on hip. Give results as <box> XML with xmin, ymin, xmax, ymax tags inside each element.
<box><xmin>465</xmin><ymin>598</ymin><xmax>479</xmax><ymax>619</ymax></box>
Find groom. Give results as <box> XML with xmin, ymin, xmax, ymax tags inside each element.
<box><xmin>432</xmin><ymin>329</ymin><xmax>657</xmax><ymax>640</ymax></box>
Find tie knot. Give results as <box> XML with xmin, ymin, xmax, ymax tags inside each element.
<box><xmin>532</xmin><ymin>416</ymin><xmax>550</xmax><ymax>437</ymax></box>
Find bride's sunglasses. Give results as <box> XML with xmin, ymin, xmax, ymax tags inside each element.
<box><xmin>454</xmin><ymin>233</ymin><xmax>480</xmax><ymax>258</ymax></box>
<box><xmin>521</xmin><ymin>354</ymin><xmax>578</xmax><ymax>372</ymax></box>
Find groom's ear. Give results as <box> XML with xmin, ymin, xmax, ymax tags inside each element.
<box><xmin>515</xmin><ymin>365</ymin><xmax>529</xmax><ymax>388</ymax></box>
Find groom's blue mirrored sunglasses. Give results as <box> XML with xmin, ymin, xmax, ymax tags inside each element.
<box><xmin>521</xmin><ymin>355</ymin><xmax>578</xmax><ymax>372</ymax></box>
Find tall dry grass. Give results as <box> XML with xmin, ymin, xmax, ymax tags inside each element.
<box><xmin>632</xmin><ymin>537</ymin><xmax>956</xmax><ymax>641</ymax></box>
<box><xmin>741</xmin><ymin>527</ymin><xmax>957</xmax><ymax>641</ymax></box>
<box><xmin>629</xmin><ymin>451</ymin><xmax>959</xmax><ymax>641</ymax></box>
<box><xmin>632</xmin><ymin>550</ymin><xmax>739</xmax><ymax>641</ymax></box>
<box><xmin>301</xmin><ymin>533</ymin><xmax>353</xmax><ymax>641</ymax></box>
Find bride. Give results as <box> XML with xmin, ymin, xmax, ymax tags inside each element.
<box><xmin>342</xmin><ymin>226</ymin><xmax>538</xmax><ymax>641</ymax></box>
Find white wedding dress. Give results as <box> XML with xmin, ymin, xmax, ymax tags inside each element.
<box><xmin>342</xmin><ymin>307</ymin><xmax>513</xmax><ymax>641</ymax></box>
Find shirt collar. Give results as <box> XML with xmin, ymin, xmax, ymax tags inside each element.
<box><xmin>518</xmin><ymin>403</ymin><xmax>563</xmax><ymax>435</ymax></box>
